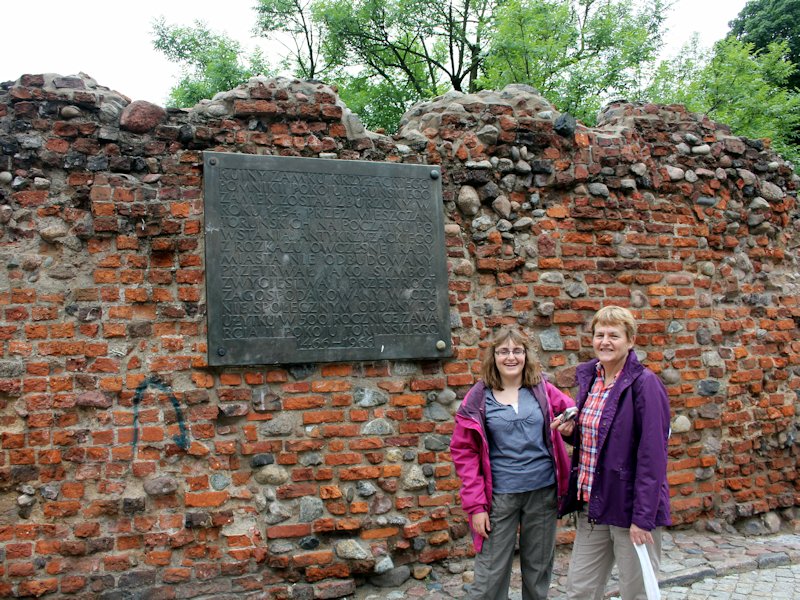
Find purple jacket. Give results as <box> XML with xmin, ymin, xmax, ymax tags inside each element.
<box><xmin>559</xmin><ymin>350</ymin><xmax>672</xmax><ymax>531</ymax></box>
<box><xmin>450</xmin><ymin>378</ymin><xmax>574</xmax><ymax>553</ymax></box>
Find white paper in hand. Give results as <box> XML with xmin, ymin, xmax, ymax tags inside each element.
<box><xmin>634</xmin><ymin>543</ymin><xmax>661</xmax><ymax>600</ymax></box>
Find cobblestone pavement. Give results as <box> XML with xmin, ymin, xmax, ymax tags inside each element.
<box><xmin>351</xmin><ymin>529</ymin><xmax>800</xmax><ymax>599</ymax></box>
<box><xmin>659</xmin><ymin>564</ymin><xmax>800</xmax><ymax>599</ymax></box>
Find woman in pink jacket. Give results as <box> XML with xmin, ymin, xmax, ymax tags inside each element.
<box><xmin>450</xmin><ymin>327</ymin><xmax>575</xmax><ymax>600</ymax></box>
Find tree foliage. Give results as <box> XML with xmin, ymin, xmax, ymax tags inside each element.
<box><xmin>333</xmin><ymin>73</ymin><xmax>426</xmax><ymax>133</ymax></box>
<box><xmin>647</xmin><ymin>37</ymin><xmax>800</xmax><ymax>164</ymax></box>
<box><xmin>152</xmin><ymin>18</ymin><xmax>272</xmax><ymax>108</ymax></box>
<box><xmin>154</xmin><ymin>1</ymin><xmax>667</xmax><ymax>129</ymax></box>
<box><xmin>729</xmin><ymin>0</ymin><xmax>800</xmax><ymax>89</ymax></box>
<box><xmin>481</xmin><ymin>0</ymin><xmax>667</xmax><ymax>124</ymax></box>
<box><xmin>305</xmin><ymin>0</ymin><xmax>498</xmax><ymax>130</ymax></box>
<box><xmin>270</xmin><ymin>0</ymin><xmax>666</xmax><ymax>130</ymax></box>
<box><xmin>254</xmin><ymin>0</ymin><xmax>327</xmax><ymax>79</ymax></box>
<box><xmin>314</xmin><ymin>0</ymin><xmax>495</xmax><ymax>96</ymax></box>
<box><xmin>151</xmin><ymin>0</ymin><xmax>800</xmax><ymax>160</ymax></box>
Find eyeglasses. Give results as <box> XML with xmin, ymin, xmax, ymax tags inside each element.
<box><xmin>495</xmin><ymin>348</ymin><xmax>526</xmax><ymax>357</ymax></box>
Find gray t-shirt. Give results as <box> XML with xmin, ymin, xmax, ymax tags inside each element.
<box><xmin>485</xmin><ymin>386</ymin><xmax>555</xmax><ymax>493</ymax></box>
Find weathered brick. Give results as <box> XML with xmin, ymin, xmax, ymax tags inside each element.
<box><xmin>17</xmin><ymin>578</ymin><xmax>59</xmax><ymax>597</ymax></box>
<box><xmin>267</xmin><ymin>523</ymin><xmax>312</xmax><ymax>539</ymax></box>
<box><xmin>185</xmin><ymin>491</ymin><xmax>229</xmax><ymax>507</ymax></box>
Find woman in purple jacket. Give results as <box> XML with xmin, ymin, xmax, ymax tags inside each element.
<box><xmin>450</xmin><ymin>327</ymin><xmax>574</xmax><ymax>600</ymax></box>
<box><xmin>557</xmin><ymin>306</ymin><xmax>671</xmax><ymax>600</ymax></box>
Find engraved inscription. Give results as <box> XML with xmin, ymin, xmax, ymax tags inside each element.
<box><xmin>204</xmin><ymin>153</ymin><xmax>451</xmax><ymax>365</ymax></box>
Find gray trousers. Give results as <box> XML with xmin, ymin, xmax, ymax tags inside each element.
<box><xmin>565</xmin><ymin>510</ymin><xmax>662</xmax><ymax>600</ymax></box>
<box><xmin>469</xmin><ymin>485</ymin><xmax>557</xmax><ymax>600</ymax></box>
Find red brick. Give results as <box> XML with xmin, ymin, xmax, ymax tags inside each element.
<box><xmin>60</xmin><ymin>575</ymin><xmax>87</xmax><ymax>594</ymax></box>
<box><xmin>360</xmin><ymin>527</ymin><xmax>399</xmax><ymax>540</ymax></box>
<box><xmin>17</xmin><ymin>578</ymin><xmax>58</xmax><ymax>596</ymax></box>
<box><xmin>6</xmin><ymin>542</ymin><xmax>33</xmax><ymax>559</ymax></box>
<box><xmin>320</xmin><ymin>364</ymin><xmax>352</xmax><ymax>377</ymax></box>
<box><xmin>43</xmin><ymin>501</ymin><xmax>81</xmax><ymax>518</ymax></box>
<box><xmin>276</xmin><ymin>483</ymin><xmax>317</xmax><ymax>499</ymax></box>
<box><xmin>305</xmin><ymin>563</ymin><xmax>350</xmax><ymax>582</ymax></box>
<box><xmin>162</xmin><ymin>567</ymin><xmax>191</xmax><ymax>582</ymax></box>
<box><xmin>283</xmin><ymin>395</ymin><xmax>325</xmax><ymax>410</ymax></box>
<box><xmin>292</xmin><ymin>550</ymin><xmax>334</xmax><ymax>567</ymax></box>
<box><xmin>339</xmin><ymin>466</ymin><xmax>381</xmax><ymax>481</ymax></box>
<box><xmin>185</xmin><ymin>491</ymin><xmax>229</xmax><ymax>507</ymax></box>
<box><xmin>266</xmin><ymin>523</ymin><xmax>311</xmax><ymax>539</ymax></box>
<box><xmin>303</xmin><ymin>410</ymin><xmax>344</xmax><ymax>424</ymax></box>
<box><xmin>311</xmin><ymin>380</ymin><xmax>350</xmax><ymax>393</ymax></box>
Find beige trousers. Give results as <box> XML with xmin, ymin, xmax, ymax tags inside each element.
<box><xmin>566</xmin><ymin>510</ymin><xmax>662</xmax><ymax>600</ymax></box>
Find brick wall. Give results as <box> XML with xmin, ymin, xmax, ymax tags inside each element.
<box><xmin>0</xmin><ymin>73</ymin><xmax>798</xmax><ymax>599</ymax></box>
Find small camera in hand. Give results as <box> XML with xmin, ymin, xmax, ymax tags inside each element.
<box><xmin>558</xmin><ymin>407</ymin><xmax>578</xmax><ymax>423</ymax></box>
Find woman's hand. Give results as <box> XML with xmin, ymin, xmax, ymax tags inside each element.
<box><xmin>630</xmin><ymin>523</ymin><xmax>654</xmax><ymax>545</ymax></box>
<box><xmin>550</xmin><ymin>417</ymin><xmax>575</xmax><ymax>437</ymax></box>
<box><xmin>471</xmin><ymin>511</ymin><xmax>491</xmax><ymax>539</ymax></box>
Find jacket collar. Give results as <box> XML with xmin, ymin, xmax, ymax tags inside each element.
<box><xmin>576</xmin><ymin>350</ymin><xmax>644</xmax><ymax>396</ymax></box>
<box><xmin>456</xmin><ymin>378</ymin><xmax>549</xmax><ymax>422</ymax></box>
<box><xmin>456</xmin><ymin>380</ymin><xmax>487</xmax><ymax>422</ymax></box>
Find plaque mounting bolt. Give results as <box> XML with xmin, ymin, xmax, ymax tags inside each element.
<box><xmin>209</xmin><ymin>157</ymin><xmax>218</xmax><ymax>166</ymax></box>
<box><xmin>430</xmin><ymin>170</ymin><xmax>440</xmax><ymax>180</ymax></box>
<box><xmin>217</xmin><ymin>347</ymin><xmax>227</xmax><ymax>356</ymax></box>
<box><xmin>436</xmin><ymin>340</ymin><xmax>446</xmax><ymax>351</ymax></box>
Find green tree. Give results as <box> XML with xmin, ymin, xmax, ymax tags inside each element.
<box><xmin>480</xmin><ymin>0</ymin><xmax>667</xmax><ymax>124</ymax></box>
<box><xmin>314</xmin><ymin>0</ymin><xmax>495</xmax><ymax>98</ymax></box>
<box><xmin>152</xmin><ymin>18</ymin><xmax>272</xmax><ymax>107</ymax></box>
<box><xmin>644</xmin><ymin>35</ymin><xmax>708</xmax><ymax>108</ymax></box>
<box><xmin>333</xmin><ymin>73</ymin><xmax>424</xmax><ymax>133</ymax></box>
<box><xmin>156</xmin><ymin>0</ymin><xmax>800</xmax><ymax>152</ymax></box>
<box><xmin>729</xmin><ymin>0</ymin><xmax>800</xmax><ymax>89</ymax></box>
<box><xmin>254</xmin><ymin>0</ymin><xmax>327</xmax><ymax>79</ymax></box>
<box><xmin>647</xmin><ymin>37</ymin><xmax>800</xmax><ymax>163</ymax></box>
<box><xmin>304</xmin><ymin>0</ymin><xmax>501</xmax><ymax>131</ymax></box>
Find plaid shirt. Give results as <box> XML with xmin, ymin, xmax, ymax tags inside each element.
<box><xmin>576</xmin><ymin>363</ymin><xmax>621</xmax><ymax>502</ymax></box>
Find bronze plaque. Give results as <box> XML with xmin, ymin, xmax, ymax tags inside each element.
<box><xmin>203</xmin><ymin>152</ymin><xmax>452</xmax><ymax>366</ymax></box>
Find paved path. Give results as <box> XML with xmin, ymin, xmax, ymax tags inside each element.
<box><xmin>352</xmin><ymin>529</ymin><xmax>800</xmax><ymax>599</ymax></box>
<box><xmin>660</xmin><ymin>563</ymin><xmax>800</xmax><ymax>599</ymax></box>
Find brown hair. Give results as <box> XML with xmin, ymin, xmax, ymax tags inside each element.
<box><xmin>480</xmin><ymin>327</ymin><xmax>542</xmax><ymax>390</ymax></box>
<box><xmin>590</xmin><ymin>305</ymin><xmax>637</xmax><ymax>342</ymax></box>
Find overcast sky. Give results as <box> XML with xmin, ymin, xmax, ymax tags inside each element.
<box><xmin>3</xmin><ymin>0</ymin><xmax>748</xmax><ymax>106</ymax></box>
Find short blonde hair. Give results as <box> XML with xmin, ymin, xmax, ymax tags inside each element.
<box><xmin>480</xmin><ymin>327</ymin><xmax>542</xmax><ymax>390</ymax></box>
<box><xmin>590</xmin><ymin>305</ymin><xmax>636</xmax><ymax>342</ymax></box>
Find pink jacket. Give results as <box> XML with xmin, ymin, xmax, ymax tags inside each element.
<box><xmin>449</xmin><ymin>378</ymin><xmax>574</xmax><ymax>553</ymax></box>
